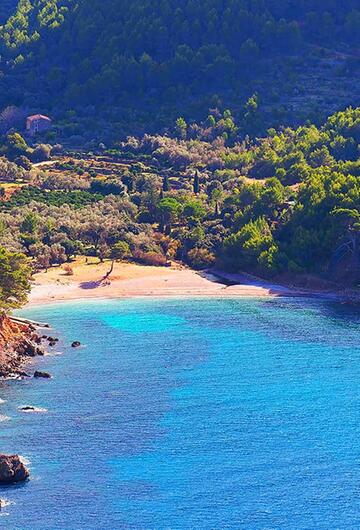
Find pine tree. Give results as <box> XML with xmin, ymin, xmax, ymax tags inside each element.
<box><xmin>163</xmin><ymin>174</ymin><xmax>169</xmax><ymax>192</ymax></box>
<box><xmin>193</xmin><ymin>171</ymin><xmax>200</xmax><ymax>194</ymax></box>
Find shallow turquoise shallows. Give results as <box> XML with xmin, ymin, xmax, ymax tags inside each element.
<box><xmin>1</xmin><ymin>297</ymin><xmax>360</xmax><ymax>529</ymax></box>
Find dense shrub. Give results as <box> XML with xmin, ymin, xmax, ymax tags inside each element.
<box><xmin>187</xmin><ymin>248</ymin><xmax>215</xmax><ymax>269</ymax></box>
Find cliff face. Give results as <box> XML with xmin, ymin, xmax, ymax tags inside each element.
<box><xmin>0</xmin><ymin>314</ymin><xmax>44</xmax><ymax>377</ymax></box>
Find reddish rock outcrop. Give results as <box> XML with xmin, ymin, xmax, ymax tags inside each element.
<box><xmin>0</xmin><ymin>314</ymin><xmax>44</xmax><ymax>377</ymax></box>
<box><xmin>0</xmin><ymin>454</ymin><xmax>29</xmax><ymax>484</ymax></box>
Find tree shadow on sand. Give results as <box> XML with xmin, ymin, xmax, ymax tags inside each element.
<box><xmin>79</xmin><ymin>261</ymin><xmax>114</xmax><ymax>290</ymax></box>
<box><xmin>79</xmin><ymin>279</ymin><xmax>104</xmax><ymax>290</ymax></box>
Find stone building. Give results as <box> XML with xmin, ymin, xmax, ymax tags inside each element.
<box><xmin>26</xmin><ymin>114</ymin><xmax>52</xmax><ymax>136</ymax></box>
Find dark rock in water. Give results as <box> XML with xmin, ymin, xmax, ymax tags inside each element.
<box><xmin>19</xmin><ymin>405</ymin><xmax>47</xmax><ymax>413</ymax></box>
<box><xmin>71</xmin><ymin>341</ymin><xmax>81</xmax><ymax>348</ymax></box>
<box><xmin>0</xmin><ymin>454</ymin><xmax>29</xmax><ymax>484</ymax></box>
<box><xmin>48</xmin><ymin>341</ymin><xmax>56</xmax><ymax>347</ymax></box>
<box><xmin>17</xmin><ymin>371</ymin><xmax>30</xmax><ymax>378</ymax></box>
<box><xmin>47</xmin><ymin>337</ymin><xmax>58</xmax><ymax>343</ymax></box>
<box><xmin>34</xmin><ymin>371</ymin><xmax>51</xmax><ymax>379</ymax></box>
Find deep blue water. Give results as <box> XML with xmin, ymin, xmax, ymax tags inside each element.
<box><xmin>0</xmin><ymin>297</ymin><xmax>360</xmax><ymax>529</ymax></box>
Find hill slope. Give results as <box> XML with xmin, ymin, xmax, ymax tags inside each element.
<box><xmin>0</xmin><ymin>1</ymin><xmax>360</xmax><ymax>135</ymax></box>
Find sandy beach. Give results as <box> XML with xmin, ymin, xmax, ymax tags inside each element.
<box><xmin>27</xmin><ymin>257</ymin><xmax>297</xmax><ymax>306</ymax></box>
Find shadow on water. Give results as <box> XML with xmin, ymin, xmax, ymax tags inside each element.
<box><xmin>202</xmin><ymin>268</ymin><xmax>360</xmax><ymax>326</ymax></box>
<box><xmin>262</xmin><ymin>295</ymin><xmax>360</xmax><ymax>327</ymax></box>
<box><xmin>318</xmin><ymin>300</ymin><xmax>360</xmax><ymax>324</ymax></box>
<box><xmin>0</xmin><ymin>481</ymin><xmax>29</xmax><ymax>493</ymax></box>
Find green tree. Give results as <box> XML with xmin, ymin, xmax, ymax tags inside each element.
<box><xmin>0</xmin><ymin>247</ymin><xmax>32</xmax><ymax>309</ymax></box>
<box><xmin>183</xmin><ymin>199</ymin><xmax>206</xmax><ymax>220</ymax></box>
<box><xmin>242</xmin><ymin>93</ymin><xmax>260</xmax><ymax>135</ymax></box>
<box><xmin>193</xmin><ymin>171</ymin><xmax>200</xmax><ymax>194</ymax></box>
<box><xmin>21</xmin><ymin>212</ymin><xmax>39</xmax><ymax>234</ymax></box>
<box><xmin>6</xmin><ymin>133</ymin><xmax>29</xmax><ymax>159</ymax></box>
<box><xmin>157</xmin><ymin>197</ymin><xmax>182</xmax><ymax>233</ymax></box>
<box><xmin>163</xmin><ymin>174</ymin><xmax>169</xmax><ymax>192</ymax></box>
<box><xmin>223</xmin><ymin>217</ymin><xmax>278</xmax><ymax>273</ymax></box>
<box><xmin>111</xmin><ymin>241</ymin><xmax>131</xmax><ymax>260</ymax></box>
<box><xmin>175</xmin><ymin>117</ymin><xmax>187</xmax><ymax>140</ymax></box>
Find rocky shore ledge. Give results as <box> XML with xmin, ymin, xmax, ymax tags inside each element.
<box><xmin>0</xmin><ymin>313</ymin><xmax>45</xmax><ymax>378</ymax></box>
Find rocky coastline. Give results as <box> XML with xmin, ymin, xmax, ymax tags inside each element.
<box><xmin>0</xmin><ymin>314</ymin><xmax>51</xmax><ymax>488</ymax></box>
<box><xmin>0</xmin><ymin>313</ymin><xmax>46</xmax><ymax>378</ymax></box>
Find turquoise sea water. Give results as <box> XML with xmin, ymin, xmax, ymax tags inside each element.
<box><xmin>0</xmin><ymin>297</ymin><xmax>360</xmax><ymax>529</ymax></box>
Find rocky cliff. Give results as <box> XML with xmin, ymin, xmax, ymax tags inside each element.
<box><xmin>0</xmin><ymin>313</ymin><xmax>44</xmax><ymax>377</ymax></box>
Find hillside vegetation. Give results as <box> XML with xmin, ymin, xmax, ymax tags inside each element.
<box><xmin>0</xmin><ymin>1</ymin><xmax>357</xmax><ymax>306</ymax></box>
<box><xmin>0</xmin><ymin>106</ymin><xmax>358</xmax><ymax>289</ymax></box>
<box><xmin>0</xmin><ymin>1</ymin><xmax>359</xmax><ymax>135</ymax></box>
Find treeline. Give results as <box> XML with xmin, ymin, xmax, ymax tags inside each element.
<box><xmin>4</xmin><ymin>1</ymin><xmax>360</xmax><ymax>58</ymax></box>
<box><xmin>0</xmin><ymin>0</ymin><xmax>70</xmax><ymax>51</ymax></box>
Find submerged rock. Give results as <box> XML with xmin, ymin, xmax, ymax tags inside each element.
<box><xmin>71</xmin><ymin>341</ymin><xmax>81</xmax><ymax>348</ymax></box>
<box><xmin>0</xmin><ymin>454</ymin><xmax>29</xmax><ymax>484</ymax></box>
<box><xmin>34</xmin><ymin>371</ymin><xmax>51</xmax><ymax>379</ymax></box>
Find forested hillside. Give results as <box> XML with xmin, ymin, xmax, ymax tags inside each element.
<box><xmin>0</xmin><ymin>1</ymin><xmax>358</xmax><ymax>296</ymax></box>
<box><xmin>0</xmin><ymin>1</ymin><xmax>360</xmax><ymax>135</ymax></box>
<box><xmin>0</xmin><ymin>106</ymin><xmax>358</xmax><ymax>288</ymax></box>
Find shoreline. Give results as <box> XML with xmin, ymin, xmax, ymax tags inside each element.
<box><xmin>24</xmin><ymin>258</ymin><xmax>354</xmax><ymax>309</ymax></box>
<box><xmin>25</xmin><ymin>259</ymin><xmax>300</xmax><ymax>308</ymax></box>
